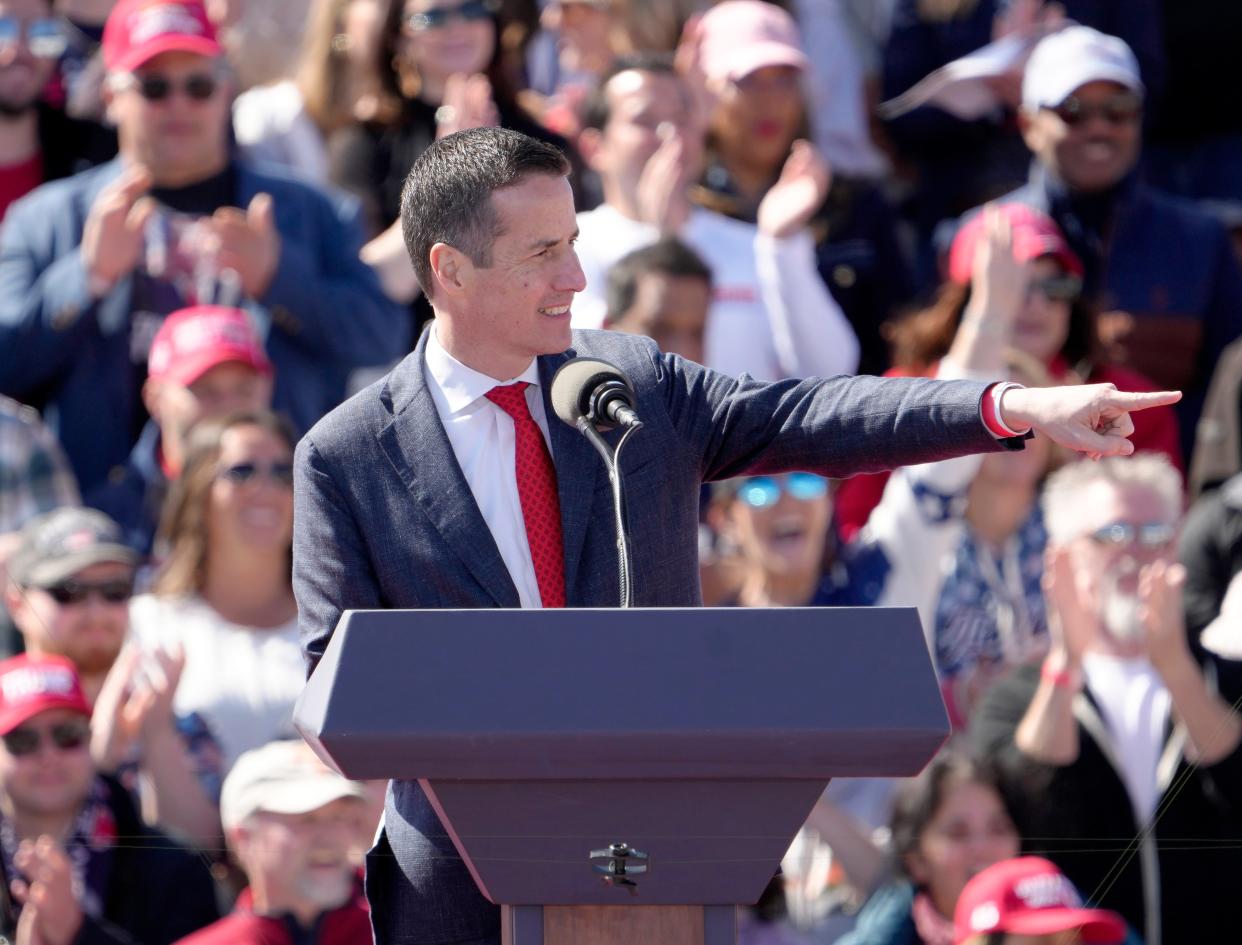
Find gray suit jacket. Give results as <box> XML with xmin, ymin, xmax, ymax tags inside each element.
<box><xmin>292</xmin><ymin>327</ymin><xmax>1011</xmax><ymax>944</ymax></box>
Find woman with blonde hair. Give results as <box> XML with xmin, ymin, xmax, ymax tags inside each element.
<box><xmin>129</xmin><ymin>410</ymin><xmax>305</xmax><ymax>783</ymax></box>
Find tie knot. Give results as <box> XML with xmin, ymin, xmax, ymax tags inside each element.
<box><xmin>485</xmin><ymin>382</ymin><xmax>532</xmax><ymax>418</ymax></box>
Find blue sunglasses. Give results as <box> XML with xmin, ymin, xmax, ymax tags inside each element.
<box><xmin>736</xmin><ymin>473</ymin><xmax>828</xmax><ymax>509</ymax></box>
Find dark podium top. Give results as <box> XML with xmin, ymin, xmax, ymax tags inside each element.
<box><xmin>295</xmin><ymin>606</ymin><xmax>948</xmax><ymax>905</ymax></box>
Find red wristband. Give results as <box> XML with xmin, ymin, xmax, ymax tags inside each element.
<box><xmin>1040</xmin><ymin>660</ymin><xmax>1081</xmax><ymax>690</ymax></box>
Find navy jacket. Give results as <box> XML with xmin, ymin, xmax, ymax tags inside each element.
<box><xmin>0</xmin><ymin>158</ymin><xmax>410</xmax><ymax>491</ymax></box>
<box><xmin>85</xmin><ymin>421</ymin><xmax>166</xmax><ymax>558</ymax></box>
<box><xmin>293</xmin><ymin>327</ymin><xmax>1021</xmax><ymax>945</ymax></box>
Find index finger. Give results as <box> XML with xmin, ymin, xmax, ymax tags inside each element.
<box><xmin>1104</xmin><ymin>389</ymin><xmax>1182</xmax><ymax>412</ymax></box>
<box><xmin>108</xmin><ymin>165</ymin><xmax>152</xmax><ymax>203</ymax></box>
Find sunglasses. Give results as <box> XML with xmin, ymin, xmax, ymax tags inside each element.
<box><xmin>404</xmin><ymin>0</ymin><xmax>498</xmax><ymax>32</ymax></box>
<box><xmin>1089</xmin><ymin>521</ymin><xmax>1175</xmax><ymax>549</ymax></box>
<box><xmin>114</xmin><ymin>71</ymin><xmax>221</xmax><ymax>102</ymax></box>
<box><xmin>2</xmin><ymin>720</ymin><xmax>90</xmax><ymax>758</ymax></box>
<box><xmin>1026</xmin><ymin>274</ymin><xmax>1082</xmax><ymax>303</ymax></box>
<box><xmin>736</xmin><ymin>473</ymin><xmax>828</xmax><ymax>509</ymax></box>
<box><xmin>1049</xmin><ymin>92</ymin><xmax>1142</xmax><ymax>128</ymax></box>
<box><xmin>217</xmin><ymin>460</ymin><xmax>295</xmax><ymax>487</ymax></box>
<box><xmin>0</xmin><ymin>16</ymin><xmax>67</xmax><ymax>59</ymax></box>
<box><xmin>42</xmin><ymin>577</ymin><xmax>134</xmax><ymax>606</ymax></box>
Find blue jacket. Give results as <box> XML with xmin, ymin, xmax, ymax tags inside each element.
<box><xmin>0</xmin><ymin>158</ymin><xmax>410</xmax><ymax>491</ymax></box>
<box><xmin>85</xmin><ymin>420</ymin><xmax>166</xmax><ymax>558</ymax></box>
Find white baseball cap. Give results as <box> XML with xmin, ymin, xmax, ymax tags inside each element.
<box><xmin>1021</xmin><ymin>26</ymin><xmax>1143</xmax><ymax>111</ymax></box>
<box><xmin>221</xmin><ymin>740</ymin><xmax>368</xmax><ymax>831</ymax></box>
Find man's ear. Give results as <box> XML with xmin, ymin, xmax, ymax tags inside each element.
<box><xmin>428</xmin><ymin>243</ymin><xmax>471</xmax><ymax>296</ymax></box>
<box><xmin>577</xmin><ymin>127</ymin><xmax>605</xmax><ymax>173</ymax></box>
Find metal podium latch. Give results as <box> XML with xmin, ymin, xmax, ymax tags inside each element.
<box><xmin>589</xmin><ymin>842</ymin><xmax>648</xmax><ymax>894</ymax></box>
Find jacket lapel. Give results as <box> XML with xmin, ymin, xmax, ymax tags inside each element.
<box><xmin>377</xmin><ymin>331</ymin><xmax>520</xmax><ymax>607</ymax></box>
<box><xmin>539</xmin><ymin>347</ymin><xmax>599</xmax><ymax>602</ymax></box>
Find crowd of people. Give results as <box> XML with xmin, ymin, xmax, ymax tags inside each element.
<box><xmin>0</xmin><ymin>0</ymin><xmax>1239</xmax><ymax>943</ymax></box>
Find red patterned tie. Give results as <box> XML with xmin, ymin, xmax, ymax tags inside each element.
<box><xmin>485</xmin><ymin>383</ymin><xmax>566</xmax><ymax>607</ymax></box>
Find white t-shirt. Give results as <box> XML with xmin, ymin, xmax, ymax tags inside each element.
<box><xmin>232</xmin><ymin>80</ymin><xmax>330</xmax><ymax>184</ymax></box>
<box><xmin>1082</xmin><ymin>653</ymin><xmax>1171</xmax><ymax>825</ymax></box>
<box><xmin>129</xmin><ymin>593</ymin><xmax>306</xmax><ymax>772</ymax></box>
<box><xmin>572</xmin><ymin>204</ymin><xmax>859</xmax><ymax>381</ymax></box>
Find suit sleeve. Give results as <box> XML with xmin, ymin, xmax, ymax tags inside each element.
<box><xmin>293</xmin><ymin>432</ymin><xmax>385</xmax><ymax>675</ymax></box>
<box><xmin>648</xmin><ymin>348</ymin><xmax>1008</xmax><ymax>483</ymax></box>
<box><xmin>258</xmin><ymin>188</ymin><xmax>411</xmax><ymax>368</ymax></box>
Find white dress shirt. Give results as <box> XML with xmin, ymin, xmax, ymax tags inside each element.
<box><xmin>424</xmin><ymin>325</ymin><xmax>551</xmax><ymax>608</ymax></box>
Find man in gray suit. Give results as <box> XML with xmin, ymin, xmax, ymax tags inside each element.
<box><xmin>292</xmin><ymin>128</ymin><xmax>1178</xmax><ymax>945</ymax></box>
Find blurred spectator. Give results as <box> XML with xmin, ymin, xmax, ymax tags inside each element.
<box><xmin>4</xmin><ymin>507</ymin><xmax>135</xmax><ymax>701</ymax></box>
<box><xmin>835</xmin><ymin>203</ymin><xmax>1182</xmax><ymax>542</ymax></box>
<box><xmin>87</xmin><ymin>304</ymin><xmax>274</xmax><ymax>558</ymax></box>
<box><xmin>1000</xmin><ymin>25</ymin><xmax>1242</xmax><ymax>456</ymax></box>
<box><xmin>233</xmin><ymin>0</ymin><xmax>383</xmax><ymax>183</ymax></box>
<box><xmin>972</xmin><ymin>454</ymin><xmax>1242</xmax><ymax>945</ymax></box>
<box><xmin>1179</xmin><ymin>470</ymin><xmax>1242</xmax><ymax>641</ymax></box>
<box><xmin>1186</xmin><ymin>334</ymin><xmax>1242</xmax><ymax>499</ymax></box>
<box><xmin>790</xmin><ymin>0</ymin><xmax>888</xmax><ymax>179</ymax></box>
<box><xmin>175</xmin><ymin>740</ymin><xmax>372</xmax><ymax>945</ymax></box>
<box><xmin>46</xmin><ymin>0</ymin><xmax>112</xmax><ymax>117</ymax></box>
<box><xmin>0</xmin><ymin>0</ymin><xmax>408</xmax><ymax>493</ymax></box>
<box><xmin>603</xmin><ymin>237</ymin><xmax>710</xmax><ymax>364</ymax></box>
<box><xmin>574</xmin><ymin>53</ymin><xmax>860</xmax><ymax>380</ymax></box>
<box><xmin>1144</xmin><ymin>1</ymin><xmax>1242</xmax><ymax>206</ymax></box>
<box><xmin>882</xmin><ymin>0</ymin><xmax>1164</xmax><ymax>282</ymax></box>
<box><xmin>835</xmin><ymin>747</ymin><xmax>1021</xmax><ymax>945</ymax></box>
<box><xmin>0</xmin><ymin>652</ymin><xmax>219</xmax><ymax>944</ymax></box>
<box><xmin>526</xmin><ymin>0</ymin><xmax>619</xmax><ymax>138</ymax></box>
<box><xmin>690</xmin><ymin>0</ymin><xmax>914</xmax><ymax>376</ymax></box>
<box><xmin>330</xmin><ymin>0</ymin><xmax>578</xmax><ymax>314</ymax></box>
<box><xmin>2</xmin><ymin>506</ymin><xmax>218</xmax><ymax>846</ymax></box>
<box><xmin>129</xmin><ymin>411</ymin><xmax>304</xmax><ymax>772</ymax></box>
<box><xmin>953</xmin><ymin>856</ymin><xmax>1128</xmax><ymax>945</ymax></box>
<box><xmin>0</xmin><ymin>0</ymin><xmax>115</xmax><ymax>219</ymax></box>
<box><xmin>0</xmin><ymin>395</ymin><xmax>79</xmax><ymax>535</ymax></box>
<box><xmin>214</xmin><ymin>0</ymin><xmax>312</xmax><ymax>93</ymax></box>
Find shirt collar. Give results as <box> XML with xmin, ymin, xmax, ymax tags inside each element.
<box><xmin>425</xmin><ymin>323</ymin><xmax>541</xmax><ymax>415</ymax></box>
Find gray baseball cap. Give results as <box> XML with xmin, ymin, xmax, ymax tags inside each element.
<box><xmin>8</xmin><ymin>507</ymin><xmax>137</xmax><ymax>589</ymax></box>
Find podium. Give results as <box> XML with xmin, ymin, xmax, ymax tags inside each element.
<box><xmin>294</xmin><ymin>606</ymin><xmax>949</xmax><ymax>945</ymax></box>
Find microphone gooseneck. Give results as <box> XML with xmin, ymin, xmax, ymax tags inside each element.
<box><xmin>549</xmin><ymin>358</ymin><xmax>645</xmax><ymax>606</ymax></box>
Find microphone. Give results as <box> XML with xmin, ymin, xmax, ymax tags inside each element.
<box><xmin>550</xmin><ymin>358</ymin><xmax>643</xmax><ymax>433</ymax></box>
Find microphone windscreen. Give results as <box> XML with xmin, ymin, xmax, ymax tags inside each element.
<box><xmin>550</xmin><ymin>358</ymin><xmax>629</xmax><ymax>427</ymax></box>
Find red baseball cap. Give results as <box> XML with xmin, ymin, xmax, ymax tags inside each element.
<box><xmin>148</xmin><ymin>305</ymin><xmax>273</xmax><ymax>387</ymax></box>
<box><xmin>954</xmin><ymin>857</ymin><xmax>1127</xmax><ymax>944</ymax></box>
<box><xmin>102</xmin><ymin>0</ymin><xmax>222</xmax><ymax>75</ymax></box>
<box><xmin>948</xmin><ymin>204</ymin><xmax>1084</xmax><ymax>286</ymax></box>
<box><xmin>0</xmin><ymin>655</ymin><xmax>92</xmax><ymax>736</ymax></box>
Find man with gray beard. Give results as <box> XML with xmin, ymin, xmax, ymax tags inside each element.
<box><xmin>972</xmin><ymin>454</ymin><xmax>1242</xmax><ymax>945</ymax></box>
<box><xmin>0</xmin><ymin>0</ymin><xmax>113</xmax><ymax>219</ymax></box>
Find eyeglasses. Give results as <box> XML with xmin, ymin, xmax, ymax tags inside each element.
<box><xmin>736</xmin><ymin>473</ymin><xmax>828</xmax><ymax>509</ymax></box>
<box><xmin>41</xmin><ymin>577</ymin><xmax>134</xmax><ymax>606</ymax></box>
<box><xmin>1048</xmin><ymin>92</ymin><xmax>1142</xmax><ymax>128</ymax></box>
<box><xmin>0</xmin><ymin>16</ymin><xmax>67</xmax><ymax>59</ymax></box>
<box><xmin>404</xmin><ymin>0</ymin><xmax>498</xmax><ymax>32</ymax></box>
<box><xmin>217</xmin><ymin>460</ymin><xmax>295</xmax><ymax>487</ymax></box>
<box><xmin>1089</xmin><ymin>521</ymin><xmax>1175</xmax><ymax>549</ymax></box>
<box><xmin>1026</xmin><ymin>274</ymin><xmax>1082</xmax><ymax>303</ymax></box>
<box><xmin>2</xmin><ymin>720</ymin><xmax>90</xmax><ymax>758</ymax></box>
<box><xmin>112</xmin><ymin>71</ymin><xmax>221</xmax><ymax>102</ymax></box>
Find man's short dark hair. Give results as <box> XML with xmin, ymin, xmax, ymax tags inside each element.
<box><xmin>400</xmin><ymin>127</ymin><xmax>570</xmax><ymax>299</ymax></box>
<box><xmin>580</xmin><ymin>52</ymin><xmax>679</xmax><ymax>133</ymax></box>
<box><xmin>604</xmin><ymin>237</ymin><xmax>712</xmax><ymax>326</ymax></box>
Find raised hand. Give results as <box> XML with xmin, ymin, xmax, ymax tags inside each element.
<box><xmin>436</xmin><ymin>73</ymin><xmax>499</xmax><ymax>140</ymax></box>
<box><xmin>199</xmin><ymin>192</ymin><xmax>282</xmax><ymax>299</ymax></box>
<box><xmin>635</xmin><ymin>122</ymin><xmax>694</xmax><ymax>234</ymax></box>
<box><xmin>962</xmin><ymin>203</ymin><xmax>1030</xmax><ymax>334</ymax></box>
<box><xmin>80</xmin><ymin>164</ymin><xmax>155</xmax><ymax>292</ymax></box>
<box><xmin>999</xmin><ymin>383</ymin><xmax>1182</xmax><ymax>458</ymax></box>
<box><xmin>90</xmin><ymin>645</ymin><xmax>186</xmax><ymax>772</ymax></box>
<box><xmin>756</xmin><ymin>140</ymin><xmax>831</xmax><ymax>239</ymax></box>
<box><xmin>1042</xmin><ymin>545</ymin><xmax>1095</xmax><ymax>671</ymax></box>
<box><xmin>1139</xmin><ymin>560</ymin><xmax>1192</xmax><ymax>676</ymax></box>
<box><xmin>12</xmin><ymin>837</ymin><xmax>82</xmax><ymax>945</ymax></box>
